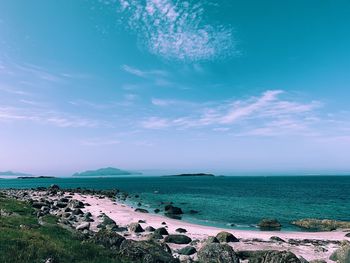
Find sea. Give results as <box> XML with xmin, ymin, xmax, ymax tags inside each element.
<box><xmin>1</xmin><ymin>175</ymin><xmax>350</xmax><ymax>231</ymax></box>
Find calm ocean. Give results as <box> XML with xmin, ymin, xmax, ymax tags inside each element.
<box><xmin>1</xmin><ymin>175</ymin><xmax>350</xmax><ymax>231</ymax></box>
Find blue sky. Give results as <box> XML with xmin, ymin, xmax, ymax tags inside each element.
<box><xmin>0</xmin><ymin>0</ymin><xmax>350</xmax><ymax>175</ymax></box>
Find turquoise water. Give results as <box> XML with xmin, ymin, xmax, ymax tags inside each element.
<box><xmin>1</xmin><ymin>176</ymin><xmax>350</xmax><ymax>231</ymax></box>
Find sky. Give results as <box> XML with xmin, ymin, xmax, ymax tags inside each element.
<box><xmin>0</xmin><ymin>0</ymin><xmax>350</xmax><ymax>175</ymax></box>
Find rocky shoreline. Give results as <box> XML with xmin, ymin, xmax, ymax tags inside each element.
<box><xmin>1</xmin><ymin>185</ymin><xmax>350</xmax><ymax>263</ymax></box>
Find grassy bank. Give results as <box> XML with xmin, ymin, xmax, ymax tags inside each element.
<box><xmin>0</xmin><ymin>192</ymin><xmax>120</xmax><ymax>263</ymax></box>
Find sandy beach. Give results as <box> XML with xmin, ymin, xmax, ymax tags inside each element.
<box><xmin>72</xmin><ymin>193</ymin><xmax>349</xmax><ymax>262</ymax></box>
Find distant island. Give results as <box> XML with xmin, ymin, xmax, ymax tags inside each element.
<box><xmin>72</xmin><ymin>167</ymin><xmax>141</xmax><ymax>177</ymax></box>
<box><xmin>0</xmin><ymin>171</ymin><xmax>33</xmax><ymax>177</ymax></box>
<box><xmin>164</xmin><ymin>173</ymin><xmax>215</xmax><ymax>177</ymax></box>
<box><xmin>17</xmin><ymin>176</ymin><xmax>55</xmax><ymax>179</ymax></box>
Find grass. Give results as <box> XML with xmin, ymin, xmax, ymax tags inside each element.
<box><xmin>0</xmin><ymin>193</ymin><xmax>123</xmax><ymax>263</ymax></box>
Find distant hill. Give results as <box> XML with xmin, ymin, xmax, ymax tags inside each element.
<box><xmin>72</xmin><ymin>167</ymin><xmax>141</xmax><ymax>177</ymax></box>
<box><xmin>0</xmin><ymin>171</ymin><xmax>33</xmax><ymax>177</ymax></box>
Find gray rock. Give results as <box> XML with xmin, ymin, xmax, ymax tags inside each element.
<box><xmin>176</xmin><ymin>228</ymin><xmax>187</xmax><ymax>233</ymax></box>
<box><xmin>205</xmin><ymin>236</ymin><xmax>220</xmax><ymax>244</ymax></box>
<box><xmin>164</xmin><ymin>205</ymin><xmax>183</xmax><ymax>215</ymax></box>
<box><xmin>92</xmin><ymin>229</ymin><xmax>125</xmax><ymax>249</ymax></box>
<box><xmin>76</xmin><ymin>222</ymin><xmax>90</xmax><ymax>231</ymax></box>
<box><xmin>197</xmin><ymin>243</ymin><xmax>239</xmax><ymax>263</ymax></box>
<box><xmin>118</xmin><ymin>239</ymin><xmax>179</xmax><ymax>263</ymax></box>
<box><xmin>154</xmin><ymin>227</ymin><xmax>169</xmax><ymax>236</ymax></box>
<box><xmin>135</xmin><ymin>208</ymin><xmax>149</xmax><ymax>213</ymax></box>
<box><xmin>258</xmin><ymin>219</ymin><xmax>282</xmax><ymax>230</ymax></box>
<box><xmin>249</xmin><ymin>250</ymin><xmax>301</xmax><ymax>263</ymax></box>
<box><xmin>270</xmin><ymin>236</ymin><xmax>285</xmax><ymax>243</ymax></box>
<box><xmin>330</xmin><ymin>242</ymin><xmax>350</xmax><ymax>263</ymax></box>
<box><xmin>129</xmin><ymin>222</ymin><xmax>144</xmax><ymax>233</ymax></box>
<box><xmin>145</xmin><ymin>226</ymin><xmax>156</xmax><ymax>232</ymax></box>
<box><xmin>178</xmin><ymin>246</ymin><xmax>197</xmax><ymax>256</ymax></box>
<box><xmin>216</xmin><ymin>231</ymin><xmax>239</xmax><ymax>243</ymax></box>
<box><xmin>164</xmin><ymin>234</ymin><xmax>192</xmax><ymax>244</ymax></box>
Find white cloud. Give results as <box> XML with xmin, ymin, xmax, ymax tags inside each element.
<box><xmin>141</xmin><ymin>90</ymin><xmax>322</xmax><ymax>135</ymax></box>
<box><xmin>0</xmin><ymin>106</ymin><xmax>103</xmax><ymax>128</ymax></box>
<box><xmin>117</xmin><ymin>0</ymin><xmax>235</xmax><ymax>61</ymax></box>
<box><xmin>122</xmin><ymin>65</ymin><xmax>167</xmax><ymax>78</ymax></box>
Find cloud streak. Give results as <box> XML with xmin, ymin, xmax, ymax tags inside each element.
<box><xmin>141</xmin><ymin>90</ymin><xmax>323</xmax><ymax>136</ymax></box>
<box><xmin>117</xmin><ymin>0</ymin><xmax>235</xmax><ymax>61</ymax></box>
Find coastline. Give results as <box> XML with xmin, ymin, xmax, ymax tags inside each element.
<box><xmin>1</xmin><ymin>186</ymin><xmax>350</xmax><ymax>262</ymax></box>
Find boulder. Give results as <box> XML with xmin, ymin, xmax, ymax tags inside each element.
<box><xmin>92</xmin><ymin>229</ymin><xmax>125</xmax><ymax>249</ymax></box>
<box><xmin>205</xmin><ymin>236</ymin><xmax>220</xmax><ymax>244</ymax></box>
<box><xmin>69</xmin><ymin>200</ymin><xmax>85</xmax><ymax>209</ymax></box>
<box><xmin>178</xmin><ymin>246</ymin><xmax>197</xmax><ymax>256</ymax></box>
<box><xmin>32</xmin><ymin>202</ymin><xmax>47</xmax><ymax>209</ymax></box>
<box><xmin>249</xmin><ymin>250</ymin><xmax>301</xmax><ymax>263</ymax></box>
<box><xmin>129</xmin><ymin>223</ymin><xmax>144</xmax><ymax>233</ymax></box>
<box><xmin>175</xmin><ymin>228</ymin><xmax>187</xmax><ymax>233</ymax></box>
<box><xmin>118</xmin><ymin>239</ymin><xmax>179</xmax><ymax>263</ymax></box>
<box><xmin>197</xmin><ymin>243</ymin><xmax>239</xmax><ymax>263</ymax></box>
<box><xmin>135</xmin><ymin>208</ymin><xmax>149</xmax><ymax>213</ymax></box>
<box><xmin>164</xmin><ymin>234</ymin><xmax>192</xmax><ymax>244</ymax></box>
<box><xmin>216</xmin><ymin>231</ymin><xmax>239</xmax><ymax>243</ymax></box>
<box><xmin>164</xmin><ymin>205</ymin><xmax>183</xmax><ymax>215</ymax></box>
<box><xmin>154</xmin><ymin>227</ymin><xmax>168</xmax><ymax>236</ymax></box>
<box><xmin>346</xmin><ymin>233</ymin><xmax>350</xmax><ymax>238</ymax></box>
<box><xmin>292</xmin><ymin>219</ymin><xmax>350</xmax><ymax>231</ymax></box>
<box><xmin>270</xmin><ymin>236</ymin><xmax>285</xmax><ymax>243</ymax></box>
<box><xmin>258</xmin><ymin>219</ymin><xmax>282</xmax><ymax>230</ymax></box>
<box><xmin>330</xmin><ymin>242</ymin><xmax>350</xmax><ymax>263</ymax></box>
<box><xmin>154</xmin><ymin>209</ymin><xmax>160</xmax><ymax>213</ymax></box>
<box><xmin>145</xmin><ymin>226</ymin><xmax>156</xmax><ymax>232</ymax></box>
<box><xmin>76</xmin><ymin>222</ymin><xmax>90</xmax><ymax>231</ymax></box>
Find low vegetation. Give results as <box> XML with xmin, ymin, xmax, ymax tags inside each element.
<box><xmin>0</xmin><ymin>193</ymin><xmax>121</xmax><ymax>263</ymax></box>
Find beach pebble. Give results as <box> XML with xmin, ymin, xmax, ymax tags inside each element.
<box><xmin>176</xmin><ymin>228</ymin><xmax>187</xmax><ymax>233</ymax></box>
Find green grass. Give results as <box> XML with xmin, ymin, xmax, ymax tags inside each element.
<box><xmin>0</xmin><ymin>194</ymin><xmax>123</xmax><ymax>263</ymax></box>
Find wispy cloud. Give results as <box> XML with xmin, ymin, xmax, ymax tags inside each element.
<box><xmin>80</xmin><ymin>138</ymin><xmax>121</xmax><ymax>146</ymax></box>
<box><xmin>117</xmin><ymin>0</ymin><xmax>235</xmax><ymax>61</ymax></box>
<box><xmin>122</xmin><ymin>64</ymin><xmax>168</xmax><ymax>78</ymax></box>
<box><xmin>141</xmin><ymin>90</ymin><xmax>323</xmax><ymax>136</ymax></box>
<box><xmin>0</xmin><ymin>106</ymin><xmax>103</xmax><ymax>128</ymax></box>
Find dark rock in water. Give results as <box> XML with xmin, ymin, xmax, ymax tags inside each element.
<box><xmin>145</xmin><ymin>226</ymin><xmax>155</xmax><ymax>232</ymax></box>
<box><xmin>198</xmin><ymin>243</ymin><xmax>239</xmax><ymax>263</ymax></box>
<box><xmin>92</xmin><ymin>229</ymin><xmax>125</xmax><ymax>249</ymax></box>
<box><xmin>248</xmin><ymin>250</ymin><xmax>302</xmax><ymax>263</ymax></box>
<box><xmin>270</xmin><ymin>236</ymin><xmax>285</xmax><ymax>243</ymax></box>
<box><xmin>189</xmin><ymin>209</ymin><xmax>199</xmax><ymax>214</ymax></box>
<box><xmin>164</xmin><ymin>205</ymin><xmax>183</xmax><ymax>215</ymax></box>
<box><xmin>205</xmin><ymin>236</ymin><xmax>220</xmax><ymax>244</ymax></box>
<box><xmin>164</xmin><ymin>234</ymin><xmax>192</xmax><ymax>244</ymax></box>
<box><xmin>135</xmin><ymin>208</ymin><xmax>149</xmax><ymax>213</ymax></box>
<box><xmin>128</xmin><ymin>223</ymin><xmax>144</xmax><ymax>233</ymax></box>
<box><xmin>154</xmin><ymin>209</ymin><xmax>160</xmax><ymax>213</ymax></box>
<box><xmin>154</xmin><ymin>227</ymin><xmax>168</xmax><ymax>236</ymax></box>
<box><xmin>178</xmin><ymin>246</ymin><xmax>197</xmax><ymax>255</ymax></box>
<box><xmin>216</xmin><ymin>231</ymin><xmax>239</xmax><ymax>243</ymax></box>
<box><xmin>330</xmin><ymin>242</ymin><xmax>350</xmax><ymax>263</ymax></box>
<box><xmin>258</xmin><ymin>219</ymin><xmax>282</xmax><ymax>230</ymax></box>
<box><xmin>175</xmin><ymin>228</ymin><xmax>187</xmax><ymax>233</ymax></box>
<box><xmin>292</xmin><ymin>219</ymin><xmax>350</xmax><ymax>231</ymax></box>
<box><xmin>118</xmin><ymin>239</ymin><xmax>179</xmax><ymax>263</ymax></box>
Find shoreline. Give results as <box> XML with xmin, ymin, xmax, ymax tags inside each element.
<box><xmin>2</xmin><ymin>186</ymin><xmax>350</xmax><ymax>262</ymax></box>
